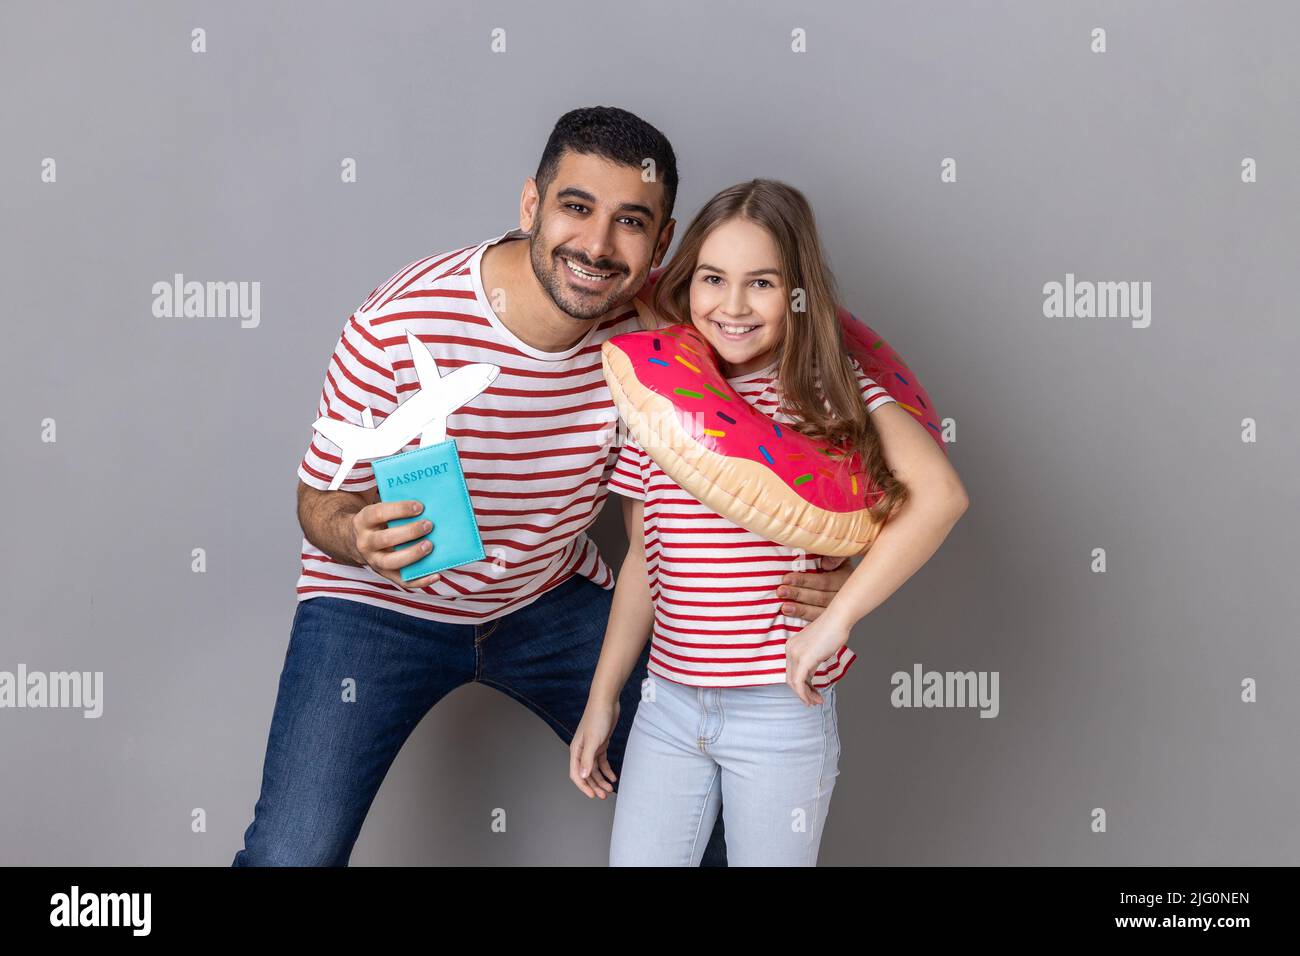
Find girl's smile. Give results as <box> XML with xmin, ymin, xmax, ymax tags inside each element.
<box><xmin>708</xmin><ymin>319</ymin><xmax>761</xmax><ymax>339</ymax></box>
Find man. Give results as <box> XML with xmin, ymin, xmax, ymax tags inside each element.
<box><xmin>232</xmin><ymin>106</ymin><xmax>853</xmax><ymax>866</ymax></box>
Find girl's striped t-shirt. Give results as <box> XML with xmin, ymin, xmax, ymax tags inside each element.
<box><xmin>607</xmin><ymin>356</ymin><xmax>898</xmax><ymax>689</ymax></box>
<box><xmin>296</xmin><ymin>229</ymin><xmax>643</xmax><ymax>623</ymax></box>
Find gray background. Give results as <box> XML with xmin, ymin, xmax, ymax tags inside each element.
<box><xmin>1</xmin><ymin>0</ymin><xmax>1296</xmax><ymax>865</ymax></box>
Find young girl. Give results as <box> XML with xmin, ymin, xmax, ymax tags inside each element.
<box><xmin>570</xmin><ymin>179</ymin><xmax>968</xmax><ymax>866</ymax></box>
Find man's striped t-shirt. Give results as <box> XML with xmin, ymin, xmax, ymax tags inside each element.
<box><xmin>296</xmin><ymin>229</ymin><xmax>642</xmax><ymax>623</ymax></box>
<box><xmin>607</xmin><ymin>357</ymin><xmax>898</xmax><ymax>689</ymax></box>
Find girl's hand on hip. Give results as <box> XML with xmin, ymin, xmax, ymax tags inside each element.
<box><xmin>785</xmin><ymin>614</ymin><xmax>852</xmax><ymax>706</ymax></box>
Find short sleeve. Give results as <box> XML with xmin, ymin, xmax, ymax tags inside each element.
<box><xmin>297</xmin><ymin>308</ymin><xmax>399</xmax><ymax>493</ymax></box>
<box><xmin>849</xmin><ymin>356</ymin><xmax>898</xmax><ymax>414</ymax></box>
<box><xmin>607</xmin><ymin>431</ymin><xmax>646</xmax><ymax>500</ymax></box>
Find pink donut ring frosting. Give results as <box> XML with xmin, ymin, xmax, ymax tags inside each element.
<box><xmin>601</xmin><ymin>299</ymin><xmax>944</xmax><ymax>556</ymax></box>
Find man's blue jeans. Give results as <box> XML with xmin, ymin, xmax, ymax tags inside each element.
<box><xmin>231</xmin><ymin>573</ymin><xmax>727</xmax><ymax>865</ymax></box>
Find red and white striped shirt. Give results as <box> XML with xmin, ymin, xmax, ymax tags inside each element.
<box><xmin>607</xmin><ymin>357</ymin><xmax>898</xmax><ymax>688</ymax></box>
<box><xmin>297</xmin><ymin>229</ymin><xmax>643</xmax><ymax>623</ymax></box>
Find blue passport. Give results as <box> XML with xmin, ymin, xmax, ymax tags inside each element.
<box><xmin>370</xmin><ymin>439</ymin><xmax>485</xmax><ymax>582</ymax></box>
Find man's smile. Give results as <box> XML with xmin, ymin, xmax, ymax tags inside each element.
<box><xmin>561</xmin><ymin>255</ymin><xmax>620</xmax><ymax>287</ymax></box>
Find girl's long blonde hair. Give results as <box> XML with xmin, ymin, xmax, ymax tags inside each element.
<box><xmin>647</xmin><ymin>179</ymin><xmax>908</xmax><ymax>521</ymax></box>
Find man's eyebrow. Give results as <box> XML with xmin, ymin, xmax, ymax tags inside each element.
<box><xmin>555</xmin><ymin>186</ymin><xmax>658</xmax><ymax>222</ymax></box>
<box><xmin>694</xmin><ymin>263</ymin><xmax>782</xmax><ymax>277</ymax></box>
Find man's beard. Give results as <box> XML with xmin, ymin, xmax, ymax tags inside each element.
<box><xmin>529</xmin><ymin>236</ymin><xmax>631</xmax><ymax>322</ymax></box>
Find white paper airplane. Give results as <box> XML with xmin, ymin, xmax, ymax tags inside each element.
<box><xmin>311</xmin><ymin>330</ymin><xmax>500</xmax><ymax>490</ymax></box>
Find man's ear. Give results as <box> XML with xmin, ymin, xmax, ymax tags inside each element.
<box><xmin>519</xmin><ymin>177</ymin><xmax>541</xmax><ymax>232</ymax></box>
<box><xmin>652</xmin><ymin>219</ymin><xmax>676</xmax><ymax>267</ymax></box>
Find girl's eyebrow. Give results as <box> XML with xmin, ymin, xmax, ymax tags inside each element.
<box><xmin>695</xmin><ymin>263</ymin><xmax>781</xmax><ymax>277</ymax></box>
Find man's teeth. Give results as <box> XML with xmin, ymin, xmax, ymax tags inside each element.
<box><xmin>713</xmin><ymin>320</ymin><xmax>758</xmax><ymax>334</ymax></box>
<box><xmin>564</xmin><ymin>258</ymin><xmax>614</xmax><ymax>281</ymax></box>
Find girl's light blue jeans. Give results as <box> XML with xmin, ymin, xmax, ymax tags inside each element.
<box><xmin>609</xmin><ymin>673</ymin><xmax>841</xmax><ymax>866</ymax></box>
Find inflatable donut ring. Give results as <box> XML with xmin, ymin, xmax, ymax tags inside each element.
<box><xmin>602</xmin><ymin>298</ymin><xmax>945</xmax><ymax>556</ymax></box>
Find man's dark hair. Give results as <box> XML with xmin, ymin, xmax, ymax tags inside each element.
<box><xmin>534</xmin><ymin>106</ymin><xmax>679</xmax><ymax>224</ymax></box>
